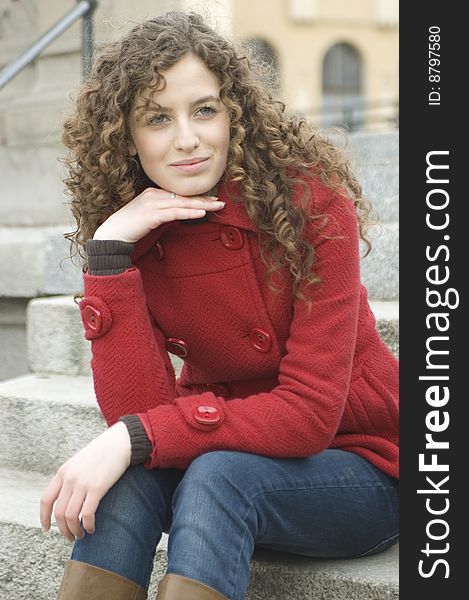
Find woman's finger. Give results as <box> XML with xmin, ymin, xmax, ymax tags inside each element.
<box><xmin>81</xmin><ymin>490</ymin><xmax>102</xmax><ymax>535</ymax></box>
<box><xmin>39</xmin><ymin>473</ymin><xmax>63</xmax><ymax>532</ymax></box>
<box><xmin>64</xmin><ymin>487</ymin><xmax>87</xmax><ymax>539</ymax></box>
<box><xmin>151</xmin><ymin>205</ymin><xmax>225</xmax><ymax>226</ymax></box>
<box><xmin>53</xmin><ymin>484</ymin><xmax>75</xmax><ymax>542</ymax></box>
<box><xmin>147</xmin><ymin>196</ymin><xmax>224</xmax><ymax>211</ymax></box>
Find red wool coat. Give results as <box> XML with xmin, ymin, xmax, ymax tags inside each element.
<box><xmin>79</xmin><ymin>175</ymin><xmax>399</xmax><ymax>478</ymax></box>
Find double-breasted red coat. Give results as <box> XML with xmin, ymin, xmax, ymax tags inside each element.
<box><xmin>79</xmin><ymin>175</ymin><xmax>399</xmax><ymax>478</ymax></box>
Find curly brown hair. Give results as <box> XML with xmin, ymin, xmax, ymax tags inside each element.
<box><xmin>63</xmin><ymin>10</ymin><xmax>372</xmax><ymax>308</ymax></box>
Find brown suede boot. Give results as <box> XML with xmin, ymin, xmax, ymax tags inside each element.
<box><xmin>155</xmin><ymin>574</ymin><xmax>229</xmax><ymax>599</ymax></box>
<box><xmin>57</xmin><ymin>559</ymin><xmax>147</xmax><ymax>599</ymax></box>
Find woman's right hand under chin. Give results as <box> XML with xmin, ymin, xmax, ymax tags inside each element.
<box><xmin>93</xmin><ymin>187</ymin><xmax>224</xmax><ymax>243</ymax></box>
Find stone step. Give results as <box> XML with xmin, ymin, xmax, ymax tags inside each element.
<box><xmin>372</xmin><ymin>300</ymin><xmax>399</xmax><ymax>358</ymax></box>
<box><xmin>337</xmin><ymin>130</ymin><xmax>398</xmax><ymax>163</ymax></box>
<box><xmin>26</xmin><ymin>289</ymin><xmax>397</xmax><ymax>378</ymax></box>
<box><xmin>0</xmin><ymin>467</ymin><xmax>398</xmax><ymax>600</ymax></box>
<box><xmin>25</xmin><ymin>294</ymin><xmax>398</xmax><ymax>379</ymax></box>
<box><xmin>0</xmin><ymin>301</ymin><xmax>398</xmax><ymax>475</ymax></box>
<box><xmin>0</xmin><ymin>374</ymin><xmax>105</xmax><ymax>475</ymax></box>
<box><xmin>0</xmin><ymin>144</ymin><xmax>70</xmax><ymax>226</ymax></box>
<box><xmin>333</xmin><ymin>130</ymin><xmax>399</xmax><ymax>223</ymax></box>
<box><xmin>1</xmin><ymin>217</ymin><xmax>397</xmax><ymax>299</ymax></box>
<box><xmin>0</xmin><ymin>226</ymin><xmax>82</xmax><ymax>297</ymax></box>
<box><xmin>0</xmin><ymin>298</ymin><xmax>29</xmax><ymax>381</ymax></box>
<box><xmin>360</xmin><ymin>222</ymin><xmax>398</xmax><ymax>301</ymax></box>
<box><xmin>0</xmin><ymin>467</ymin><xmax>167</xmax><ymax>600</ymax></box>
<box><xmin>356</xmin><ymin>162</ymin><xmax>398</xmax><ymax>223</ymax></box>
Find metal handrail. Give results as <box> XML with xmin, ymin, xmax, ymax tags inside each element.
<box><xmin>0</xmin><ymin>0</ymin><xmax>98</xmax><ymax>91</ymax></box>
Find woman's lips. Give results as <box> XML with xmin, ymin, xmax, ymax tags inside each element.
<box><xmin>170</xmin><ymin>158</ymin><xmax>209</xmax><ymax>173</ymax></box>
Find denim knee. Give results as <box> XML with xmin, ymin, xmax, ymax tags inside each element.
<box><xmin>186</xmin><ymin>450</ymin><xmax>245</xmax><ymax>477</ymax></box>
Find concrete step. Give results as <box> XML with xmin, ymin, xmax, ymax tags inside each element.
<box><xmin>336</xmin><ymin>131</ymin><xmax>399</xmax><ymax>224</ymax></box>
<box><xmin>1</xmin><ymin>218</ymin><xmax>397</xmax><ymax>300</ymax></box>
<box><xmin>0</xmin><ymin>374</ymin><xmax>105</xmax><ymax>475</ymax></box>
<box><xmin>0</xmin><ymin>467</ymin><xmax>167</xmax><ymax>600</ymax></box>
<box><xmin>356</xmin><ymin>162</ymin><xmax>398</xmax><ymax>223</ymax></box>
<box><xmin>360</xmin><ymin>222</ymin><xmax>398</xmax><ymax>301</ymax></box>
<box><xmin>25</xmin><ymin>295</ymin><xmax>184</xmax><ymax>378</ymax></box>
<box><xmin>0</xmin><ymin>144</ymin><xmax>70</xmax><ymax>227</ymax></box>
<box><xmin>0</xmin><ymin>467</ymin><xmax>398</xmax><ymax>599</ymax></box>
<box><xmin>372</xmin><ymin>300</ymin><xmax>399</xmax><ymax>358</ymax></box>
<box><xmin>25</xmin><ymin>292</ymin><xmax>398</xmax><ymax>380</ymax></box>
<box><xmin>0</xmin><ymin>301</ymin><xmax>398</xmax><ymax>476</ymax></box>
<box><xmin>0</xmin><ymin>226</ymin><xmax>82</xmax><ymax>297</ymax></box>
<box><xmin>0</xmin><ymin>298</ymin><xmax>29</xmax><ymax>381</ymax></box>
<box><xmin>341</xmin><ymin>131</ymin><xmax>398</xmax><ymax>164</ymax></box>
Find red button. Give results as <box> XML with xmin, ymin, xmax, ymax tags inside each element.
<box><xmin>152</xmin><ymin>240</ymin><xmax>164</xmax><ymax>260</ymax></box>
<box><xmin>205</xmin><ymin>383</ymin><xmax>230</xmax><ymax>397</ymax></box>
<box><xmin>249</xmin><ymin>327</ymin><xmax>272</xmax><ymax>353</ymax></box>
<box><xmin>194</xmin><ymin>405</ymin><xmax>221</xmax><ymax>425</ymax></box>
<box><xmin>220</xmin><ymin>226</ymin><xmax>244</xmax><ymax>250</ymax></box>
<box><xmin>165</xmin><ymin>337</ymin><xmax>189</xmax><ymax>358</ymax></box>
<box><xmin>83</xmin><ymin>305</ymin><xmax>102</xmax><ymax>333</ymax></box>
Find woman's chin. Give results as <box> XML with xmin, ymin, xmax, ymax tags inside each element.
<box><xmin>174</xmin><ymin>184</ymin><xmax>220</xmax><ymax>198</ymax></box>
<box><xmin>166</xmin><ymin>173</ymin><xmax>224</xmax><ymax>198</ymax></box>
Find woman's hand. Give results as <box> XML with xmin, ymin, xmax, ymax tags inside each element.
<box><xmin>40</xmin><ymin>422</ymin><xmax>131</xmax><ymax>542</ymax></box>
<box><xmin>93</xmin><ymin>187</ymin><xmax>225</xmax><ymax>243</ymax></box>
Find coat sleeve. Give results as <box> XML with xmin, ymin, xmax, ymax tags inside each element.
<box><xmin>137</xmin><ymin>186</ymin><xmax>363</xmax><ymax>469</ymax></box>
<box><xmin>78</xmin><ymin>266</ymin><xmax>177</xmax><ymax>425</ymax></box>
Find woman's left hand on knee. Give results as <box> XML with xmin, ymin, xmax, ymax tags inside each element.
<box><xmin>39</xmin><ymin>422</ymin><xmax>131</xmax><ymax>542</ymax></box>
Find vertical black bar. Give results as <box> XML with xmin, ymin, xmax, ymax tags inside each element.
<box><xmin>400</xmin><ymin>1</ymin><xmax>464</xmax><ymax>598</ymax></box>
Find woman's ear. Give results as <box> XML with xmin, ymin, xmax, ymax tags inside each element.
<box><xmin>128</xmin><ymin>140</ymin><xmax>137</xmax><ymax>157</ymax></box>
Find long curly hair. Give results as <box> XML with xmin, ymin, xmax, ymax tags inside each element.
<box><xmin>63</xmin><ymin>10</ymin><xmax>372</xmax><ymax>308</ymax></box>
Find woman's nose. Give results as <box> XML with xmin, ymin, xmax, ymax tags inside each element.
<box><xmin>174</xmin><ymin>120</ymin><xmax>200</xmax><ymax>151</ymax></box>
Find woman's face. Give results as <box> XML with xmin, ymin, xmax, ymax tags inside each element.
<box><xmin>129</xmin><ymin>53</ymin><xmax>230</xmax><ymax>197</ymax></box>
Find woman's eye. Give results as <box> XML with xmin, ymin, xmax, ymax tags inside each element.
<box><xmin>197</xmin><ymin>105</ymin><xmax>216</xmax><ymax>117</ymax></box>
<box><xmin>147</xmin><ymin>114</ymin><xmax>167</xmax><ymax>126</ymax></box>
<box><xmin>145</xmin><ymin>106</ymin><xmax>216</xmax><ymax>126</ymax></box>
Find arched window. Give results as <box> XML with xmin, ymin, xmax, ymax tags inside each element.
<box><xmin>321</xmin><ymin>42</ymin><xmax>363</xmax><ymax>130</ymax></box>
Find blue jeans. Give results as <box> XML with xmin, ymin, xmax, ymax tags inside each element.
<box><xmin>71</xmin><ymin>449</ymin><xmax>399</xmax><ymax>600</ymax></box>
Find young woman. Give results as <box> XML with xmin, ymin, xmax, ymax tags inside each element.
<box><xmin>40</xmin><ymin>11</ymin><xmax>399</xmax><ymax>600</ymax></box>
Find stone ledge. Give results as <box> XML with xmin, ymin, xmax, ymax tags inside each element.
<box><xmin>337</xmin><ymin>130</ymin><xmax>398</xmax><ymax>163</ymax></box>
<box><xmin>370</xmin><ymin>301</ymin><xmax>399</xmax><ymax>358</ymax></box>
<box><xmin>360</xmin><ymin>223</ymin><xmax>398</xmax><ymax>301</ymax></box>
<box><xmin>355</xmin><ymin>162</ymin><xmax>399</xmax><ymax>222</ymax></box>
<box><xmin>0</xmin><ymin>218</ymin><xmax>397</xmax><ymax>299</ymax></box>
<box><xmin>0</xmin><ymin>468</ymin><xmax>398</xmax><ymax>600</ymax></box>
<box><xmin>0</xmin><ymin>375</ymin><xmax>105</xmax><ymax>474</ymax></box>
<box><xmin>0</xmin><ymin>226</ymin><xmax>82</xmax><ymax>297</ymax></box>
<box><xmin>25</xmin><ymin>295</ymin><xmax>398</xmax><ymax>378</ymax></box>
<box><xmin>0</xmin><ymin>147</ymin><xmax>70</xmax><ymax>226</ymax></box>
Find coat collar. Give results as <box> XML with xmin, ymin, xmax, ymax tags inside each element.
<box><xmin>206</xmin><ymin>177</ymin><xmax>257</xmax><ymax>231</ymax></box>
<box><xmin>131</xmin><ymin>177</ymin><xmax>257</xmax><ymax>262</ymax></box>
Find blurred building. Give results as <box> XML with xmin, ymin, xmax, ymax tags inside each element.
<box><xmin>233</xmin><ymin>0</ymin><xmax>398</xmax><ymax>131</ymax></box>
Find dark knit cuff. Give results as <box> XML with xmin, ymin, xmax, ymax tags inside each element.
<box><xmin>86</xmin><ymin>239</ymin><xmax>135</xmax><ymax>275</ymax></box>
<box><xmin>119</xmin><ymin>415</ymin><xmax>153</xmax><ymax>466</ymax></box>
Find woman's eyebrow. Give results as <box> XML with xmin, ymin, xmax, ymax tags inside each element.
<box><xmin>150</xmin><ymin>95</ymin><xmax>221</xmax><ymax>111</ymax></box>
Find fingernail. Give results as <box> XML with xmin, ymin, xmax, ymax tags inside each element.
<box><xmin>209</xmin><ymin>196</ymin><xmax>219</xmax><ymax>200</ymax></box>
<box><xmin>215</xmin><ymin>201</ymin><xmax>225</xmax><ymax>206</ymax></box>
